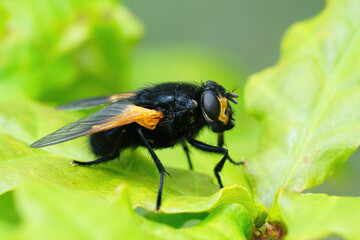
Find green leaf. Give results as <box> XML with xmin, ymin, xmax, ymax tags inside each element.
<box><xmin>0</xmin><ymin>0</ymin><xmax>143</xmax><ymax>103</ymax></box>
<box><xmin>244</xmin><ymin>0</ymin><xmax>360</xmax><ymax>207</ymax></box>
<box><xmin>278</xmin><ymin>190</ymin><xmax>360</xmax><ymax>240</ymax></box>
<box><xmin>2</xmin><ymin>183</ymin><xmax>252</xmax><ymax>239</ymax></box>
<box><xmin>0</xmin><ymin>100</ymin><xmax>255</xmax><ymax>215</ymax></box>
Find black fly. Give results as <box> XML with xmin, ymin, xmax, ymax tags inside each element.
<box><xmin>30</xmin><ymin>81</ymin><xmax>243</xmax><ymax>211</ymax></box>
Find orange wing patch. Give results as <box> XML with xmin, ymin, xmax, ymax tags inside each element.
<box><xmin>90</xmin><ymin>105</ymin><xmax>164</xmax><ymax>134</ymax></box>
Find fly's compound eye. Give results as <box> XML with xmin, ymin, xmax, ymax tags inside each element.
<box><xmin>202</xmin><ymin>92</ymin><xmax>220</xmax><ymax>122</ymax></box>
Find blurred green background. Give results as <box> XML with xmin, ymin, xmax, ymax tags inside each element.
<box><xmin>0</xmin><ymin>0</ymin><xmax>358</xmax><ymax>201</ymax></box>
<box><xmin>126</xmin><ymin>0</ymin><xmax>325</xmax><ymax>74</ymax></box>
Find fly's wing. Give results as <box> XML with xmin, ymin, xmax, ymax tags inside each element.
<box><xmin>30</xmin><ymin>102</ymin><xmax>164</xmax><ymax>148</ymax></box>
<box><xmin>56</xmin><ymin>92</ymin><xmax>136</xmax><ymax>111</ymax></box>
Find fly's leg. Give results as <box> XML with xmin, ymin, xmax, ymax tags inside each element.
<box><xmin>71</xmin><ymin>154</ymin><xmax>118</xmax><ymax>166</ymax></box>
<box><xmin>227</xmin><ymin>156</ymin><xmax>244</xmax><ymax>165</ymax></box>
<box><xmin>137</xmin><ymin>128</ymin><xmax>169</xmax><ymax>211</ymax></box>
<box><xmin>218</xmin><ymin>133</ymin><xmax>244</xmax><ymax>166</ymax></box>
<box><xmin>218</xmin><ymin>132</ymin><xmax>224</xmax><ymax>147</ymax></box>
<box><xmin>72</xmin><ymin>131</ymin><xmax>123</xmax><ymax>166</ymax></box>
<box><xmin>188</xmin><ymin>138</ymin><xmax>243</xmax><ymax>188</ymax></box>
<box><xmin>188</xmin><ymin>138</ymin><xmax>227</xmax><ymax>188</ymax></box>
<box><xmin>182</xmin><ymin>141</ymin><xmax>193</xmax><ymax>170</ymax></box>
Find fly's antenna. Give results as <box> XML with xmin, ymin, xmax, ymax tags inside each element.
<box><xmin>227</xmin><ymin>92</ymin><xmax>239</xmax><ymax>105</ymax></box>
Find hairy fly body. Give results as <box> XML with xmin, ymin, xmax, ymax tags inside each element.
<box><xmin>30</xmin><ymin>80</ymin><xmax>243</xmax><ymax>211</ymax></box>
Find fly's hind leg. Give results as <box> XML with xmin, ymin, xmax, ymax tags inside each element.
<box><xmin>71</xmin><ymin>154</ymin><xmax>118</xmax><ymax>166</ymax></box>
<box><xmin>72</xmin><ymin>131</ymin><xmax>123</xmax><ymax>166</ymax></box>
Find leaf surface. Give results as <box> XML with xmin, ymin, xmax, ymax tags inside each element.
<box><xmin>1</xmin><ymin>183</ymin><xmax>252</xmax><ymax>240</ymax></box>
<box><xmin>245</xmin><ymin>0</ymin><xmax>360</xmax><ymax>207</ymax></box>
<box><xmin>278</xmin><ymin>191</ymin><xmax>360</xmax><ymax>240</ymax></box>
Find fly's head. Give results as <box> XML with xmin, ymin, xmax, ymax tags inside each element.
<box><xmin>200</xmin><ymin>80</ymin><xmax>239</xmax><ymax>133</ymax></box>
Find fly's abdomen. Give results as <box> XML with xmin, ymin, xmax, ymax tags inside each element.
<box><xmin>89</xmin><ymin>127</ymin><xmax>129</xmax><ymax>157</ymax></box>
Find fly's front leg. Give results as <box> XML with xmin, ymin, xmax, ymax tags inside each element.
<box><xmin>137</xmin><ymin>128</ymin><xmax>169</xmax><ymax>211</ymax></box>
<box><xmin>218</xmin><ymin>133</ymin><xmax>244</xmax><ymax>166</ymax></box>
<box><xmin>218</xmin><ymin>132</ymin><xmax>224</xmax><ymax>148</ymax></box>
<box><xmin>188</xmin><ymin>138</ymin><xmax>230</xmax><ymax>188</ymax></box>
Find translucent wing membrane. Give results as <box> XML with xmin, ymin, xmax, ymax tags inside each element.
<box><xmin>56</xmin><ymin>92</ymin><xmax>136</xmax><ymax>110</ymax></box>
<box><xmin>30</xmin><ymin>103</ymin><xmax>164</xmax><ymax>148</ymax></box>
